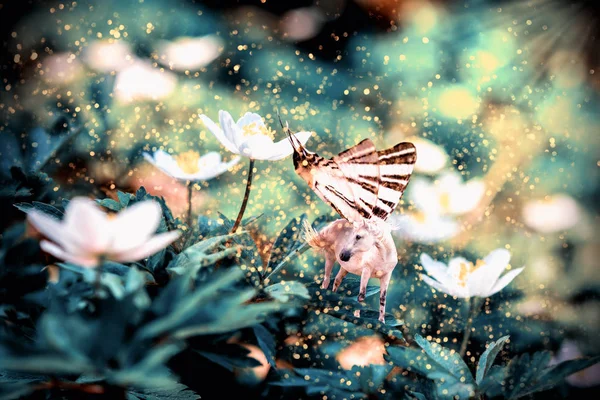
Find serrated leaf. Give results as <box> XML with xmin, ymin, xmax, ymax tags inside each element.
<box><xmin>117</xmin><ymin>190</ymin><xmax>133</xmax><ymax>207</ymax></box>
<box><xmin>166</xmin><ymin>233</ymin><xmax>240</xmax><ymax>275</ymax></box>
<box><xmin>197</xmin><ymin>348</ymin><xmax>262</xmax><ymax>372</ymax></box>
<box><xmin>97</xmin><ymin>198</ymin><xmax>122</xmax><ymax>211</ymax></box>
<box><xmin>253</xmin><ymin>324</ymin><xmax>277</xmax><ymax>368</ymax></box>
<box><xmin>476</xmin><ymin>335</ymin><xmax>509</xmax><ymax>384</ymax></box>
<box><xmin>503</xmin><ymin>354</ymin><xmax>600</xmax><ymax>399</ymax></box>
<box><xmin>267</xmin><ymin>214</ymin><xmax>307</xmax><ymax>268</ymax></box>
<box><xmin>414</xmin><ymin>334</ymin><xmax>475</xmax><ymax>385</ymax></box>
<box><xmin>126</xmin><ymin>383</ymin><xmax>200</xmax><ymax>400</ymax></box>
<box><xmin>14</xmin><ymin>201</ymin><xmax>63</xmax><ymax>219</ymax></box>
<box><xmin>264</xmin><ymin>280</ymin><xmax>310</xmax><ymax>302</ymax></box>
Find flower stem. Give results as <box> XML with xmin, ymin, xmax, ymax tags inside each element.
<box><xmin>186</xmin><ymin>182</ymin><xmax>193</xmax><ymax>230</ymax></box>
<box><xmin>231</xmin><ymin>158</ymin><xmax>255</xmax><ymax>233</ymax></box>
<box><xmin>459</xmin><ymin>297</ymin><xmax>481</xmax><ymax>357</ymax></box>
<box><xmin>94</xmin><ymin>263</ymin><xmax>103</xmax><ymax>296</ymax></box>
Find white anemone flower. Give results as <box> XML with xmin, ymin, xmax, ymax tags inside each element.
<box><xmin>408</xmin><ymin>136</ymin><xmax>449</xmax><ymax>174</ymax></box>
<box><xmin>200</xmin><ymin>111</ymin><xmax>312</xmax><ymax>161</ymax></box>
<box><xmin>410</xmin><ymin>171</ymin><xmax>486</xmax><ymax>216</ymax></box>
<box><xmin>83</xmin><ymin>40</ymin><xmax>133</xmax><ymax>72</ymax></box>
<box><xmin>143</xmin><ymin>150</ymin><xmax>240</xmax><ymax>182</ymax></box>
<box><xmin>390</xmin><ymin>212</ymin><xmax>459</xmax><ymax>243</ymax></box>
<box><xmin>114</xmin><ymin>61</ymin><xmax>177</xmax><ymax>103</ymax></box>
<box><xmin>419</xmin><ymin>249</ymin><xmax>525</xmax><ymax>298</ymax></box>
<box><xmin>26</xmin><ymin>197</ymin><xmax>181</xmax><ymax>268</ymax></box>
<box><xmin>157</xmin><ymin>35</ymin><xmax>223</xmax><ymax>71</ymax></box>
<box><xmin>522</xmin><ymin>194</ymin><xmax>581</xmax><ymax>233</ymax></box>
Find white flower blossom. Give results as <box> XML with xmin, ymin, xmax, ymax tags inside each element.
<box><xmin>200</xmin><ymin>110</ymin><xmax>312</xmax><ymax>161</ymax></box>
<box><xmin>410</xmin><ymin>171</ymin><xmax>486</xmax><ymax>216</ymax></box>
<box><xmin>83</xmin><ymin>40</ymin><xmax>133</xmax><ymax>72</ymax></box>
<box><xmin>390</xmin><ymin>212</ymin><xmax>459</xmax><ymax>243</ymax></box>
<box><xmin>419</xmin><ymin>249</ymin><xmax>525</xmax><ymax>298</ymax></box>
<box><xmin>157</xmin><ymin>35</ymin><xmax>223</xmax><ymax>71</ymax></box>
<box><xmin>409</xmin><ymin>136</ymin><xmax>449</xmax><ymax>174</ymax></box>
<box><xmin>27</xmin><ymin>197</ymin><xmax>181</xmax><ymax>268</ymax></box>
<box><xmin>144</xmin><ymin>150</ymin><xmax>239</xmax><ymax>182</ymax></box>
<box><xmin>114</xmin><ymin>61</ymin><xmax>177</xmax><ymax>103</ymax></box>
<box><xmin>522</xmin><ymin>194</ymin><xmax>580</xmax><ymax>233</ymax></box>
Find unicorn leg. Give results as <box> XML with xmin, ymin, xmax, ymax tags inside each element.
<box><xmin>332</xmin><ymin>268</ymin><xmax>348</xmax><ymax>292</ymax></box>
<box><xmin>378</xmin><ymin>272</ymin><xmax>391</xmax><ymax>323</ymax></box>
<box><xmin>321</xmin><ymin>253</ymin><xmax>335</xmax><ymax>289</ymax></box>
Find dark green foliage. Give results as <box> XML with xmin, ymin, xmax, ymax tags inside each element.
<box><xmin>0</xmin><ymin>184</ymin><xmax>598</xmax><ymax>399</ymax></box>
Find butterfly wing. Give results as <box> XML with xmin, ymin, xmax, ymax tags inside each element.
<box><xmin>310</xmin><ymin>165</ymin><xmax>366</xmax><ymax>223</ymax></box>
<box><xmin>332</xmin><ymin>139</ymin><xmax>380</xmax><ymax>220</ymax></box>
<box><xmin>371</xmin><ymin>142</ymin><xmax>417</xmax><ymax>220</ymax></box>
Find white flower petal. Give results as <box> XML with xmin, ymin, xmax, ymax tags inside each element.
<box><xmin>421</xmin><ymin>274</ymin><xmax>453</xmax><ymax>296</ymax></box>
<box><xmin>466</xmin><ymin>263</ymin><xmax>491</xmax><ymax>297</ymax></box>
<box><xmin>40</xmin><ymin>240</ymin><xmax>99</xmax><ymax>268</ymax></box>
<box><xmin>197</xmin><ymin>151</ymin><xmax>222</xmax><ymax>167</ymax></box>
<box><xmin>113</xmin><ymin>231</ymin><xmax>181</xmax><ymax>263</ymax></box>
<box><xmin>390</xmin><ymin>213</ymin><xmax>459</xmax><ymax>243</ymax></box>
<box><xmin>474</xmin><ymin>249</ymin><xmax>512</xmax><ymax>295</ymax></box>
<box><xmin>487</xmin><ymin>267</ymin><xmax>525</xmax><ymax>296</ymax></box>
<box><xmin>145</xmin><ymin>150</ymin><xmax>185</xmax><ymax>179</ymax></box>
<box><xmin>420</xmin><ymin>253</ymin><xmax>454</xmax><ymax>288</ymax></box>
<box><xmin>200</xmin><ymin>113</ymin><xmax>239</xmax><ymax>154</ymax></box>
<box><xmin>219</xmin><ymin>110</ymin><xmax>245</xmax><ymax>151</ymax></box>
<box><xmin>63</xmin><ymin>197</ymin><xmax>111</xmax><ymax>253</ymax></box>
<box><xmin>522</xmin><ymin>194</ymin><xmax>580</xmax><ymax>233</ymax></box>
<box><xmin>450</xmin><ymin>178</ymin><xmax>485</xmax><ymax>214</ymax></box>
<box><xmin>236</xmin><ymin>112</ymin><xmax>266</xmax><ymax>129</ymax></box>
<box><xmin>27</xmin><ymin>210</ymin><xmax>72</xmax><ymax>250</ymax></box>
<box><xmin>266</xmin><ymin>131</ymin><xmax>313</xmax><ymax>161</ymax></box>
<box><xmin>410</xmin><ymin>136</ymin><xmax>448</xmax><ymax>174</ymax></box>
<box><xmin>447</xmin><ymin>257</ymin><xmax>470</xmax><ymax>279</ymax></box>
<box><xmin>110</xmin><ymin>201</ymin><xmax>162</xmax><ymax>253</ymax></box>
<box><xmin>408</xmin><ymin>178</ymin><xmax>441</xmax><ymax>213</ymax></box>
<box><xmin>238</xmin><ymin>134</ymin><xmax>276</xmax><ymax>159</ymax></box>
<box><xmin>192</xmin><ymin>156</ymin><xmax>241</xmax><ymax>180</ymax></box>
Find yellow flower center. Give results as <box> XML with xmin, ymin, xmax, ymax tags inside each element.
<box><xmin>439</xmin><ymin>191</ymin><xmax>451</xmax><ymax>213</ymax></box>
<box><xmin>413</xmin><ymin>211</ymin><xmax>427</xmax><ymax>224</ymax></box>
<box><xmin>175</xmin><ymin>150</ymin><xmax>201</xmax><ymax>174</ymax></box>
<box><xmin>457</xmin><ymin>259</ymin><xmax>486</xmax><ymax>287</ymax></box>
<box><xmin>241</xmin><ymin>122</ymin><xmax>275</xmax><ymax>140</ymax></box>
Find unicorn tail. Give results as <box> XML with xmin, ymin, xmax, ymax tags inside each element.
<box><xmin>302</xmin><ymin>219</ymin><xmax>325</xmax><ymax>250</ymax></box>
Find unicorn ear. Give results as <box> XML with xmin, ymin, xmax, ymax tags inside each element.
<box><xmin>351</xmin><ymin>219</ymin><xmax>364</xmax><ymax>230</ymax></box>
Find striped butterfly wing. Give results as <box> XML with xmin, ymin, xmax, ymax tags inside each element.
<box><xmin>371</xmin><ymin>142</ymin><xmax>417</xmax><ymax>220</ymax></box>
<box><xmin>310</xmin><ymin>165</ymin><xmax>367</xmax><ymax>223</ymax></box>
<box><xmin>332</xmin><ymin>139</ymin><xmax>380</xmax><ymax>220</ymax></box>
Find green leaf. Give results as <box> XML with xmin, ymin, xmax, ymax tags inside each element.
<box><xmin>110</xmin><ymin>343</ymin><xmax>184</xmax><ymax>387</ymax></box>
<box><xmin>413</xmin><ymin>334</ymin><xmax>475</xmax><ymax>385</ymax></box>
<box><xmin>264</xmin><ymin>280</ymin><xmax>310</xmax><ymax>302</ymax></box>
<box><xmin>0</xmin><ymin>372</ymin><xmax>41</xmax><ymax>400</ymax></box>
<box><xmin>166</xmin><ymin>233</ymin><xmax>240</xmax><ymax>276</ymax></box>
<box><xmin>97</xmin><ymin>198</ymin><xmax>122</xmax><ymax>211</ymax></box>
<box><xmin>504</xmin><ymin>354</ymin><xmax>600</xmax><ymax>399</ymax></box>
<box><xmin>0</xmin><ymin>354</ymin><xmax>95</xmax><ymax>376</ymax></box>
<box><xmin>118</xmin><ymin>190</ymin><xmax>133</xmax><ymax>207</ymax></box>
<box><xmin>352</xmin><ymin>364</ymin><xmax>393</xmax><ymax>394</ymax></box>
<box><xmin>265</xmin><ymin>214</ymin><xmax>309</xmax><ymax>280</ymax></box>
<box><xmin>14</xmin><ymin>201</ymin><xmax>63</xmax><ymax>219</ymax></box>
<box><xmin>476</xmin><ymin>335</ymin><xmax>509</xmax><ymax>384</ymax></box>
<box><xmin>126</xmin><ymin>383</ymin><xmax>200</xmax><ymax>400</ymax></box>
<box><xmin>197</xmin><ymin>347</ymin><xmax>262</xmax><ymax>372</ymax></box>
<box><xmin>137</xmin><ymin>268</ymin><xmax>247</xmax><ymax>340</ymax></box>
<box><xmin>253</xmin><ymin>324</ymin><xmax>277</xmax><ymax>368</ymax></box>
<box><xmin>171</xmin><ymin>299</ymin><xmax>283</xmax><ymax>339</ymax></box>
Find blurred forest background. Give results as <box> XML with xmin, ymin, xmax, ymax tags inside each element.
<box><xmin>0</xmin><ymin>0</ymin><xmax>599</xmax><ymax>398</ymax></box>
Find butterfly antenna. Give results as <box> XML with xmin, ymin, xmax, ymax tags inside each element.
<box><xmin>277</xmin><ymin>110</ymin><xmax>299</xmax><ymax>152</ymax></box>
